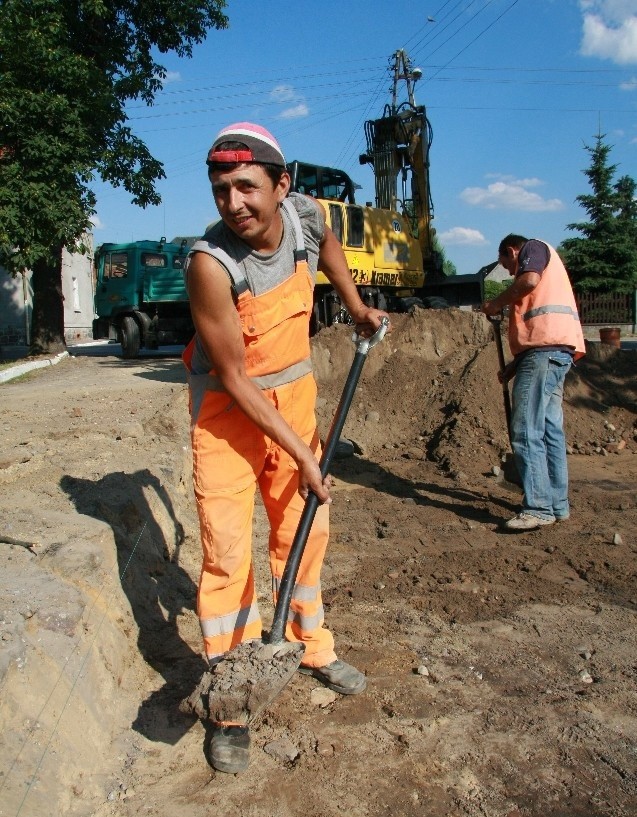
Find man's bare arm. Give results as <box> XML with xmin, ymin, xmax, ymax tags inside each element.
<box><xmin>482</xmin><ymin>271</ymin><xmax>541</xmax><ymax>316</ymax></box>
<box><xmin>314</xmin><ymin>204</ymin><xmax>391</xmax><ymax>335</ymax></box>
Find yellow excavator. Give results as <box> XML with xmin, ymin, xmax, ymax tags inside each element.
<box><xmin>287</xmin><ymin>50</ymin><xmax>486</xmax><ymax>330</ymax></box>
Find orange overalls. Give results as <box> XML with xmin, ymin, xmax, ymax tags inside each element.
<box><xmin>183</xmin><ymin>200</ymin><xmax>336</xmax><ymax>669</ymax></box>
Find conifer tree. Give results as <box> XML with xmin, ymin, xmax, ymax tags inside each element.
<box><xmin>559</xmin><ymin>134</ymin><xmax>637</xmax><ymax>293</ymax></box>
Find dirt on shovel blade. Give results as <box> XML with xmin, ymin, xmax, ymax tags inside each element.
<box><xmin>180</xmin><ymin>640</ymin><xmax>305</xmax><ymax>724</ymax></box>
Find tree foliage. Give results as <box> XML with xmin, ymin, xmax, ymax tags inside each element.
<box><xmin>432</xmin><ymin>235</ymin><xmax>457</xmax><ymax>277</ymax></box>
<box><xmin>558</xmin><ymin>134</ymin><xmax>637</xmax><ymax>294</ymax></box>
<box><xmin>483</xmin><ymin>279</ymin><xmax>511</xmax><ymax>301</ymax></box>
<box><xmin>0</xmin><ymin>0</ymin><xmax>228</xmax><ymax>351</ymax></box>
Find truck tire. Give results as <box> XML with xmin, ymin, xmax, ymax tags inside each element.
<box><xmin>422</xmin><ymin>296</ymin><xmax>449</xmax><ymax>310</ymax></box>
<box><xmin>121</xmin><ymin>316</ymin><xmax>141</xmax><ymax>359</ymax></box>
<box><xmin>397</xmin><ymin>296</ymin><xmax>425</xmax><ymax>313</ymax></box>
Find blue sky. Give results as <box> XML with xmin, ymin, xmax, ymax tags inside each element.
<box><xmin>91</xmin><ymin>0</ymin><xmax>637</xmax><ymax>275</ymax></box>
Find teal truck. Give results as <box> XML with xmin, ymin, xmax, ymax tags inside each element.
<box><xmin>92</xmin><ymin>237</ymin><xmax>194</xmax><ymax>358</ymax></box>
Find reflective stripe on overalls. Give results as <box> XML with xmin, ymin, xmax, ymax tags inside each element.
<box><xmin>184</xmin><ymin>200</ymin><xmax>336</xmax><ymax>668</ymax></box>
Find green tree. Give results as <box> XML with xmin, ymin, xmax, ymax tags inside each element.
<box><xmin>483</xmin><ymin>279</ymin><xmax>511</xmax><ymax>301</ymax></box>
<box><xmin>0</xmin><ymin>0</ymin><xmax>228</xmax><ymax>353</ymax></box>
<box><xmin>615</xmin><ymin>174</ymin><xmax>637</xmax><ymax>240</ymax></box>
<box><xmin>432</xmin><ymin>235</ymin><xmax>457</xmax><ymax>277</ymax></box>
<box><xmin>558</xmin><ymin>134</ymin><xmax>637</xmax><ymax>293</ymax></box>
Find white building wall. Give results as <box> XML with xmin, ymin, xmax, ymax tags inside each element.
<box><xmin>0</xmin><ymin>234</ymin><xmax>95</xmax><ymax>348</ymax></box>
<box><xmin>0</xmin><ymin>268</ymin><xmax>32</xmax><ymax>346</ymax></box>
<box><xmin>61</xmin><ymin>234</ymin><xmax>95</xmax><ymax>343</ymax></box>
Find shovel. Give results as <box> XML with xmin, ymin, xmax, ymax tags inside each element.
<box><xmin>488</xmin><ymin>315</ymin><xmax>522</xmax><ymax>488</ymax></box>
<box><xmin>181</xmin><ymin>317</ymin><xmax>389</xmax><ymax>725</ymax></box>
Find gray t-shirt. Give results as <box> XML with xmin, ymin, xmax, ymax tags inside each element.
<box><xmin>200</xmin><ymin>192</ymin><xmax>324</xmax><ymax>296</ymax></box>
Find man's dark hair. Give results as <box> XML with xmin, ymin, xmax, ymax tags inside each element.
<box><xmin>208</xmin><ymin>140</ymin><xmax>286</xmax><ymax>187</ymax></box>
<box><xmin>498</xmin><ymin>234</ymin><xmax>528</xmax><ymax>255</ymax></box>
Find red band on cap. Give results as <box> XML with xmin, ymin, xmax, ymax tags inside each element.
<box><xmin>207</xmin><ymin>148</ymin><xmax>254</xmax><ymax>164</ymax></box>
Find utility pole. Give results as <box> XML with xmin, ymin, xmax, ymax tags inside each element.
<box><xmin>390</xmin><ymin>49</ymin><xmax>422</xmax><ymax>114</ymax></box>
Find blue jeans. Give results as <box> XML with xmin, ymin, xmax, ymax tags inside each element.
<box><xmin>510</xmin><ymin>349</ymin><xmax>573</xmax><ymax>521</ymax></box>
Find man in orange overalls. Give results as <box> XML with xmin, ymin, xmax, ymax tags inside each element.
<box><xmin>184</xmin><ymin>123</ymin><xmax>389</xmax><ymax>773</ymax></box>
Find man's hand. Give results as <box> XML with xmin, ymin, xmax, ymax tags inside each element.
<box><xmin>297</xmin><ymin>453</ymin><xmax>332</xmax><ymax>504</ymax></box>
<box><xmin>351</xmin><ymin>306</ymin><xmax>392</xmax><ymax>338</ymax></box>
<box><xmin>498</xmin><ymin>360</ymin><xmax>517</xmax><ymax>384</ymax></box>
<box><xmin>482</xmin><ymin>300</ymin><xmax>502</xmax><ymax>318</ymax></box>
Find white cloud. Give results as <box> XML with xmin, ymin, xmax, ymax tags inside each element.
<box><xmin>279</xmin><ymin>103</ymin><xmax>309</xmax><ymax>119</ymax></box>
<box><xmin>90</xmin><ymin>215</ymin><xmax>104</xmax><ymax>230</ymax></box>
<box><xmin>270</xmin><ymin>85</ymin><xmax>296</xmax><ymax>103</ymax></box>
<box><xmin>156</xmin><ymin>70</ymin><xmax>181</xmax><ymax>87</ymax></box>
<box><xmin>438</xmin><ymin>227</ymin><xmax>488</xmax><ymax>246</ymax></box>
<box><xmin>485</xmin><ymin>173</ymin><xmax>542</xmax><ymax>188</ymax></box>
<box><xmin>579</xmin><ymin>2</ymin><xmax>637</xmax><ymax>64</ymax></box>
<box><xmin>270</xmin><ymin>85</ymin><xmax>309</xmax><ymax>119</ymax></box>
<box><xmin>580</xmin><ymin>1</ymin><xmax>637</xmax><ymax>23</ymax></box>
<box><xmin>460</xmin><ymin>178</ymin><xmax>564</xmax><ymax>212</ymax></box>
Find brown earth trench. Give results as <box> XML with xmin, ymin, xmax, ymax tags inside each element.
<box><xmin>1</xmin><ymin>309</ymin><xmax>636</xmax><ymax>817</ymax></box>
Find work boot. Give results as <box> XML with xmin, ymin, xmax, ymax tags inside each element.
<box><xmin>209</xmin><ymin>724</ymin><xmax>250</xmax><ymax>774</ymax></box>
<box><xmin>299</xmin><ymin>659</ymin><xmax>367</xmax><ymax>695</ymax></box>
<box><xmin>505</xmin><ymin>512</ymin><xmax>555</xmax><ymax>531</ymax></box>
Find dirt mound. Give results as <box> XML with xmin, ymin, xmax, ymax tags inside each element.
<box><xmin>311</xmin><ymin>309</ymin><xmax>637</xmax><ymax>476</ymax></box>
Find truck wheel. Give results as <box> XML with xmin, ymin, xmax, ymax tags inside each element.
<box><xmin>422</xmin><ymin>296</ymin><xmax>449</xmax><ymax>310</ymax></box>
<box><xmin>121</xmin><ymin>316</ymin><xmax>141</xmax><ymax>359</ymax></box>
<box><xmin>398</xmin><ymin>296</ymin><xmax>425</xmax><ymax>313</ymax></box>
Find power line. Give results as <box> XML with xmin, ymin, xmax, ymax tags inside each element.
<box><xmin>420</xmin><ymin>0</ymin><xmax>523</xmax><ymax>81</ymax></box>
<box><xmin>402</xmin><ymin>0</ymin><xmax>458</xmax><ymax>53</ymax></box>
<box><xmin>409</xmin><ymin>0</ymin><xmax>487</xmax><ymax>58</ymax></box>
<box><xmin>135</xmin><ymin>51</ymin><xmax>631</xmax><ymax>113</ymax></box>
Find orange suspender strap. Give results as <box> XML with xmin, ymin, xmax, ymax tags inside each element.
<box><xmin>183</xmin><ymin>198</ymin><xmax>307</xmax><ymax>373</ymax></box>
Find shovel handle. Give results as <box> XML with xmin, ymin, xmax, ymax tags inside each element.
<box><xmin>268</xmin><ymin>318</ymin><xmax>388</xmax><ymax>645</ymax></box>
<box><xmin>487</xmin><ymin>315</ymin><xmax>513</xmax><ymax>444</ymax></box>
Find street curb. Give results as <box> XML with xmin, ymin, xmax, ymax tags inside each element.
<box><xmin>0</xmin><ymin>351</ymin><xmax>69</xmax><ymax>384</ymax></box>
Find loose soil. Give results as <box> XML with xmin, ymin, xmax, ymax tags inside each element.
<box><xmin>1</xmin><ymin>309</ymin><xmax>636</xmax><ymax>817</ymax></box>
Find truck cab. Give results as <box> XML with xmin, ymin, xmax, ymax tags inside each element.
<box><xmin>93</xmin><ymin>237</ymin><xmax>193</xmax><ymax>358</ymax></box>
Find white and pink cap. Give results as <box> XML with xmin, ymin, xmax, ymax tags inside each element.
<box><xmin>207</xmin><ymin>122</ymin><xmax>286</xmax><ymax>169</ymax></box>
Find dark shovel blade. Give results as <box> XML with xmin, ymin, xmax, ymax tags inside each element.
<box><xmin>501</xmin><ymin>452</ymin><xmax>522</xmax><ymax>488</ymax></box>
<box><xmin>180</xmin><ymin>640</ymin><xmax>305</xmax><ymax>725</ymax></box>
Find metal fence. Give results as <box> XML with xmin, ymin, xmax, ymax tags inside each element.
<box><xmin>575</xmin><ymin>291</ymin><xmax>635</xmax><ymax>325</ymax></box>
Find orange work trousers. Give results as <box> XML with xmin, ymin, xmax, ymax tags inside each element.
<box><xmin>191</xmin><ymin>372</ymin><xmax>336</xmax><ymax>669</ymax></box>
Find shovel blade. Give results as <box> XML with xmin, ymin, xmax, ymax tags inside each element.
<box><xmin>501</xmin><ymin>452</ymin><xmax>523</xmax><ymax>488</ymax></box>
<box><xmin>180</xmin><ymin>640</ymin><xmax>305</xmax><ymax>725</ymax></box>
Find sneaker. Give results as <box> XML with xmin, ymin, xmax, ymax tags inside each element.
<box><xmin>298</xmin><ymin>659</ymin><xmax>367</xmax><ymax>695</ymax></box>
<box><xmin>209</xmin><ymin>724</ymin><xmax>250</xmax><ymax>774</ymax></box>
<box><xmin>505</xmin><ymin>512</ymin><xmax>555</xmax><ymax>531</ymax></box>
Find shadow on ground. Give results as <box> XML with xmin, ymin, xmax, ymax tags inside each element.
<box><xmin>60</xmin><ymin>468</ymin><xmax>205</xmax><ymax>745</ymax></box>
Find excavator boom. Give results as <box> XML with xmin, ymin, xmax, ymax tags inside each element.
<box><xmin>359</xmin><ymin>50</ymin><xmax>436</xmax><ymax>269</ymax></box>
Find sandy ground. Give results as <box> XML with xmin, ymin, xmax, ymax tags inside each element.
<box><xmin>1</xmin><ymin>309</ymin><xmax>636</xmax><ymax>817</ymax></box>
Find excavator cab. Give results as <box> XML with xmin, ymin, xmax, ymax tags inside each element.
<box><xmin>287</xmin><ymin>160</ymin><xmax>357</xmax><ymax>204</ymax></box>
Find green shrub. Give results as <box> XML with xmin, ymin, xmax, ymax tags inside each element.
<box><xmin>484</xmin><ymin>279</ymin><xmax>511</xmax><ymax>301</ymax></box>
